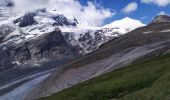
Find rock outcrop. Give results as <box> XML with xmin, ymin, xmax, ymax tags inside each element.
<box><xmin>151</xmin><ymin>15</ymin><xmax>170</xmax><ymax>23</ymax></box>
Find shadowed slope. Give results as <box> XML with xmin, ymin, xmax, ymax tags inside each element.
<box><xmin>40</xmin><ymin>53</ymin><xmax>170</xmax><ymax>100</ymax></box>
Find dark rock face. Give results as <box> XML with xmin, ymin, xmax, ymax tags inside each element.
<box><xmin>28</xmin><ymin>30</ymin><xmax>77</xmax><ymax>59</ymax></box>
<box><xmin>0</xmin><ymin>30</ymin><xmax>79</xmax><ymax>72</ymax></box>
<box><xmin>79</xmin><ymin>32</ymin><xmax>92</xmax><ymax>42</ymax></box>
<box><xmin>151</xmin><ymin>15</ymin><xmax>170</xmax><ymax>23</ymax></box>
<box><xmin>6</xmin><ymin>1</ymin><xmax>14</xmax><ymax>7</ymax></box>
<box><xmin>12</xmin><ymin>43</ymin><xmax>32</xmax><ymax>62</ymax></box>
<box><xmin>0</xmin><ymin>0</ymin><xmax>14</xmax><ymax>7</ymax></box>
<box><xmin>14</xmin><ymin>12</ymin><xmax>37</xmax><ymax>27</ymax></box>
<box><xmin>52</xmin><ymin>15</ymin><xmax>77</xmax><ymax>26</ymax></box>
<box><xmin>0</xmin><ymin>25</ymin><xmax>16</xmax><ymax>42</ymax></box>
<box><xmin>0</xmin><ymin>48</ymin><xmax>13</xmax><ymax>73</ymax></box>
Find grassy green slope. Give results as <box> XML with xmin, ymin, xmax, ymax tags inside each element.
<box><xmin>40</xmin><ymin>54</ymin><xmax>170</xmax><ymax>100</ymax></box>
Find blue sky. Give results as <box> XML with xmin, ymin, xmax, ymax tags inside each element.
<box><xmin>78</xmin><ymin>0</ymin><xmax>170</xmax><ymax>25</ymax></box>
<box><xmin>10</xmin><ymin>0</ymin><xmax>170</xmax><ymax>26</ymax></box>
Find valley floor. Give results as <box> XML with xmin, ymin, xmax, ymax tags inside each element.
<box><xmin>40</xmin><ymin>54</ymin><xmax>170</xmax><ymax>100</ymax></box>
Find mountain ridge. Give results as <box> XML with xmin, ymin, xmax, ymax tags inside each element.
<box><xmin>103</xmin><ymin>17</ymin><xmax>145</xmax><ymax>31</ymax></box>
<box><xmin>22</xmin><ymin>16</ymin><xmax>170</xmax><ymax>100</ymax></box>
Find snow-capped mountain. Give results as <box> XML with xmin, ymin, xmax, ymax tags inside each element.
<box><xmin>103</xmin><ymin>17</ymin><xmax>145</xmax><ymax>32</ymax></box>
<box><xmin>0</xmin><ymin>7</ymin><xmax>145</xmax><ymax>73</ymax></box>
<box><xmin>0</xmin><ymin>8</ymin><xmax>145</xmax><ymax>54</ymax></box>
<box><xmin>0</xmin><ymin>5</ymin><xmax>147</xmax><ymax>100</ymax></box>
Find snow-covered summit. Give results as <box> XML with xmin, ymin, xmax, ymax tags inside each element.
<box><xmin>0</xmin><ymin>0</ymin><xmax>14</xmax><ymax>7</ymax></box>
<box><xmin>103</xmin><ymin>17</ymin><xmax>145</xmax><ymax>31</ymax></box>
<box><xmin>0</xmin><ymin>7</ymin><xmax>145</xmax><ymax>54</ymax></box>
<box><xmin>13</xmin><ymin>8</ymin><xmax>78</xmax><ymax>27</ymax></box>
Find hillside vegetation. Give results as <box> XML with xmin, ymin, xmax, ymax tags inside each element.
<box><xmin>40</xmin><ymin>53</ymin><xmax>170</xmax><ymax>100</ymax></box>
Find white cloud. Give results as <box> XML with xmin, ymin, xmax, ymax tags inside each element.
<box><xmin>122</xmin><ymin>2</ymin><xmax>138</xmax><ymax>14</ymax></box>
<box><xmin>11</xmin><ymin>0</ymin><xmax>114</xmax><ymax>26</ymax></box>
<box><xmin>141</xmin><ymin>0</ymin><xmax>170</xmax><ymax>7</ymax></box>
<box><xmin>158</xmin><ymin>11</ymin><xmax>166</xmax><ymax>15</ymax></box>
<box><xmin>157</xmin><ymin>11</ymin><xmax>169</xmax><ymax>15</ymax></box>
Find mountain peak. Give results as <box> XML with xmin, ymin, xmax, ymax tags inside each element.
<box><xmin>0</xmin><ymin>0</ymin><xmax>14</xmax><ymax>7</ymax></box>
<box><xmin>122</xmin><ymin>17</ymin><xmax>133</xmax><ymax>20</ymax></box>
<box><xmin>13</xmin><ymin>8</ymin><xmax>79</xmax><ymax>27</ymax></box>
<box><xmin>151</xmin><ymin>15</ymin><xmax>170</xmax><ymax>23</ymax></box>
<box><xmin>103</xmin><ymin>17</ymin><xmax>145</xmax><ymax>30</ymax></box>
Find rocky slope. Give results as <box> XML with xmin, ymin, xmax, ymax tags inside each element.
<box><xmin>39</xmin><ymin>52</ymin><xmax>170</xmax><ymax>100</ymax></box>
<box><xmin>0</xmin><ymin>6</ymin><xmax>146</xmax><ymax>100</ymax></box>
<box><xmin>23</xmin><ymin>15</ymin><xmax>170</xmax><ymax>100</ymax></box>
<box><xmin>0</xmin><ymin>8</ymin><xmax>145</xmax><ymax>73</ymax></box>
<box><xmin>151</xmin><ymin>15</ymin><xmax>170</xmax><ymax>23</ymax></box>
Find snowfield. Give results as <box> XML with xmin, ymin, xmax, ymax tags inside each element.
<box><xmin>0</xmin><ymin>8</ymin><xmax>145</xmax><ymax>45</ymax></box>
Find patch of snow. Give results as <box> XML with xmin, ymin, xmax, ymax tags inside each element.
<box><xmin>2</xmin><ymin>47</ymin><xmax>7</xmax><ymax>50</ymax></box>
<box><xmin>59</xmin><ymin>26</ymin><xmax>93</xmax><ymax>40</ymax></box>
<box><xmin>143</xmin><ymin>29</ymin><xmax>170</xmax><ymax>34</ymax></box>
<box><xmin>12</xmin><ymin>61</ymin><xmax>21</xmax><ymax>65</ymax></box>
<box><xmin>143</xmin><ymin>31</ymin><xmax>153</xmax><ymax>34</ymax></box>
<box><xmin>0</xmin><ymin>11</ymin><xmax>22</xmax><ymax>26</ymax></box>
<box><xmin>161</xmin><ymin>29</ymin><xmax>170</xmax><ymax>32</ymax></box>
<box><xmin>101</xmin><ymin>27</ymin><xmax>129</xmax><ymax>37</ymax></box>
<box><xmin>34</xmin><ymin>16</ymin><xmax>56</xmax><ymax>25</ymax></box>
